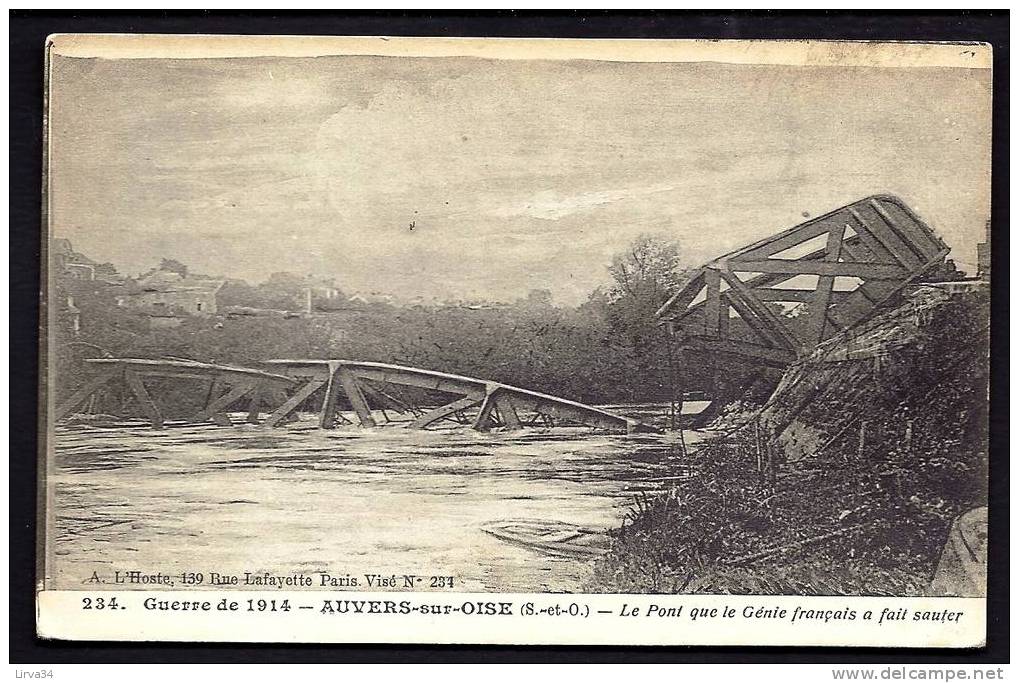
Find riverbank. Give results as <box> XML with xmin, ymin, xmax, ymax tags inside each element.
<box><xmin>586</xmin><ymin>446</ymin><xmax>946</xmax><ymax>595</ymax></box>
<box><xmin>587</xmin><ymin>289</ymin><xmax>989</xmax><ymax>596</ymax></box>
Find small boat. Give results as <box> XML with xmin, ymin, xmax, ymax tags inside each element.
<box><xmin>481</xmin><ymin>519</ymin><xmax>610</xmax><ymax>560</ymax></box>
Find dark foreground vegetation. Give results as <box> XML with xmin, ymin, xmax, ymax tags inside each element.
<box><xmin>589</xmin><ymin>291</ymin><xmax>989</xmax><ymax>595</ymax></box>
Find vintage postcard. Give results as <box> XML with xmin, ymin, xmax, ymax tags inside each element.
<box><xmin>38</xmin><ymin>35</ymin><xmax>992</xmax><ymax>646</ymax></box>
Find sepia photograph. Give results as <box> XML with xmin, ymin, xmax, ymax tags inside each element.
<box><xmin>30</xmin><ymin>32</ymin><xmax>995</xmax><ymax>648</ymax></box>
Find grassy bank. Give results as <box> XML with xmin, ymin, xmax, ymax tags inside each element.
<box><xmin>588</xmin><ymin>290</ymin><xmax>989</xmax><ymax>595</ymax></box>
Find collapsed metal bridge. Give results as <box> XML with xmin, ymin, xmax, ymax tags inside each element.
<box><xmin>656</xmin><ymin>195</ymin><xmax>950</xmax><ymax>367</ymax></box>
<box><xmin>54</xmin><ymin>358</ymin><xmax>295</xmax><ymax>430</ymax></box>
<box><xmin>55</xmin><ymin>358</ymin><xmax>655</xmax><ymax>433</ymax></box>
<box><xmin>262</xmin><ymin>360</ymin><xmax>654</xmax><ymax>433</ymax></box>
<box><xmin>55</xmin><ymin>194</ymin><xmax>950</xmax><ymax>433</ymax></box>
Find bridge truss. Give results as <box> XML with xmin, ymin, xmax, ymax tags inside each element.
<box><xmin>55</xmin><ymin>358</ymin><xmax>655</xmax><ymax>433</ymax></box>
<box><xmin>261</xmin><ymin>360</ymin><xmax>656</xmax><ymax>433</ymax></box>
<box><xmin>655</xmin><ymin>195</ymin><xmax>950</xmax><ymax>367</ymax></box>
<box><xmin>54</xmin><ymin>358</ymin><xmax>297</xmax><ymax>430</ymax></box>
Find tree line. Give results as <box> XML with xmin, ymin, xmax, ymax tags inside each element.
<box><xmin>53</xmin><ymin>234</ymin><xmax>730</xmax><ymax>408</ymax></box>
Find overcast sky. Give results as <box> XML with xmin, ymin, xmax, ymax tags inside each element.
<box><xmin>49</xmin><ymin>54</ymin><xmax>991</xmax><ymax>304</ymax></box>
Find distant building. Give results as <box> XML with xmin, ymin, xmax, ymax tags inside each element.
<box><xmin>222</xmin><ymin>305</ymin><xmax>294</xmax><ymax>319</ymax></box>
<box><xmin>52</xmin><ymin>238</ymin><xmax>96</xmax><ymax>281</ymax></box>
<box><xmin>51</xmin><ymin>238</ymin><xmax>124</xmax><ymax>284</ymax></box>
<box><xmin>63</xmin><ymin>294</ymin><xmax>81</xmax><ymax>336</ymax></box>
<box><xmin>51</xmin><ymin>238</ymin><xmax>127</xmax><ymax>337</ymax></box>
<box><xmin>344</xmin><ymin>291</ymin><xmax>395</xmax><ymax>307</ymax></box>
<box><xmin>300</xmin><ymin>277</ymin><xmax>342</xmax><ymax>313</ymax></box>
<box><xmin>117</xmin><ymin>268</ymin><xmax>224</xmax><ymax>317</ymax></box>
<box><xmin>346</xmin><ymin>292</ymin><xmax>371</xmax><ymax>305</ymax></box>
<box><xmin>976</xmin><ymin>219</ymin><xmax>991</xmax><ymax>281</ymax></box>
<box><xmin>147</xmin><ymin>311</ymin><xmax>186</xmax><ymax>329</ymax></box>
<box><xmin>305</xmin><ymin>278</ymin><xmax>340</xmax><ymax>301</ymax></box>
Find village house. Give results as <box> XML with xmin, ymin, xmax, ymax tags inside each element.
<box><xmin>300</xmin><ymin>277</ymin><xmax>342</xmax><ymax>313</ymax></box>
<box><xmin>115</xmin><ymin>267</ymin><xmax>224</xmax><ymax>327</ymax></box>
<box><xmin>52</xmin><ymin>238</ymin><xmax>124</xmax><ymax>284</ymax></box>
<box><xmin>51</xmin><ymin>238</ymin><xmax>129</xmax><ymax>336</ymax></box>
<box><xmin>52</xmin><ymin>238</ymin><xmax>96</xmax><ymax>280</ymax></box>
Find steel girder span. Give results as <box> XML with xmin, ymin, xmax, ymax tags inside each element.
<box><xmin>55</xmin><ymin>358</ymin><xmax>656</xmax><ymax>433</ymax></box>
<box><xmin>655</xmin><ymin>195</ymin><xmax>950</xmax><ymax>367</ymax></box>
<box><xmin>261</xmin><ymin>360</ymin><xmax>657</xmax><ymax>434</ymax></box>
<box><xmin>54</xmin><ymin>358</ymin><xmax>298</xmax><ymax>430</ymax></box>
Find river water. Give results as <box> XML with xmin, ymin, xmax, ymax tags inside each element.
<box><xmin>46</xmin><ymin>411</ymin><xmax>706</xmax><ymax>593</ymax></box>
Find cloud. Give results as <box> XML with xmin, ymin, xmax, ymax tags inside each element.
<box><xmin>486</xmin><ymin>184</ymin><xmax>677</xmax><ymax>221</ymax></box>
<box><xmin>48</xmin><ymin>56</ymin><xmax>991</xmax><ymax>304</ymax></box>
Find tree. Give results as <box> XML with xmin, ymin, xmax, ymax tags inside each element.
<box><xmin>260</xmin><ymin>271</ymin><xmax>307</xmax><ymax>310</ymax></box>
<box><xmin>607</xmin><ymin>234</ymin><xmax>684</xmax><ymax>303</ymax></box>
<box><xmin>217</xmin><ymin>278</ymin><xmax>261</xmax><ymax>308</ymax></box>
<box><xmin>600</xmin><ymin>234</ymin><xmax>687</xmax><ymax>400</ymax></box>
<box><xmin>158</xmin><ymin>258</ymin><xmax>189</xmax><ymax>277</ymax></box>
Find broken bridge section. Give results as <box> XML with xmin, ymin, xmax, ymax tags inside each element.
<box><xmin>55</xmin><ymin>358</ymin><xmax>297</xmax><ymax>430</ymax></box>
<box><xmin>262</xmin><ymin>360</ymin><xmax>657</xmax><ymax>434</ymax></box>
<box><xmin>56</xmin><ymin>358</ymin><xmax>657</xmax><ymax>433</ymax></box>
<box><xmin>656</xmin><ymin>195</ymin><xmax>950</xmax><ymax>367</ymax></box>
